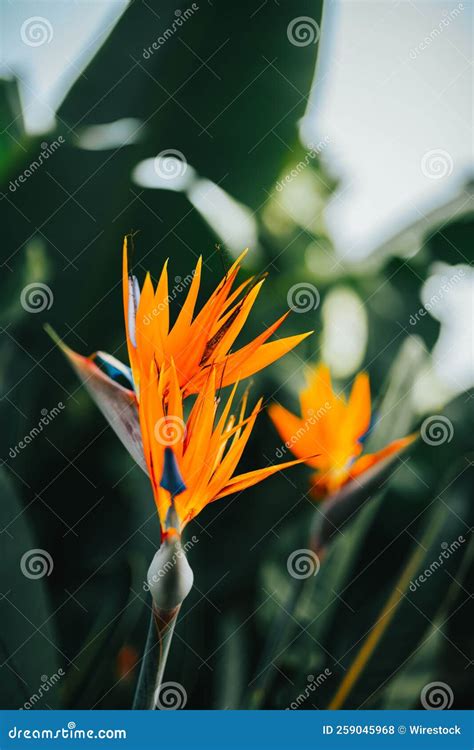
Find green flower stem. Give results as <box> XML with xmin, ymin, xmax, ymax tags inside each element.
<box><xmin>247</xmin><ymin>576</ymin><xmax>306</xmax><ymax>709</ymax></box>
<box><xmin>133</xmin><ymin>604</ymin><xmax>181</xmax><ymax>709</ymax></box>
<box><xmin>133</xmin><ymin>533</ymin><xmax>193</xmax><ymax>710</ymax></box>
<box><xmin>150</xmin><ymin>604</ymin><xmax>181</xmax><ymax>709</ymax></box>
<box><xmin>247</xmin><ymin>524</ymin><xmax>327</xmax><ymax>709</ymax></box>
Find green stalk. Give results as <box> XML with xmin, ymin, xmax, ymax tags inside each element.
<box><xmin>133</xmin><ymin>604</ymin><xmax>181</xmax><ymax>709</ymax></box>
<box><xmin>247</xmin><ymin>521</ymin><xmax>327</xmax><ymax>708</ymax></box>
<box><xmin>133</xmin><ymin>526</ymin><xmax>193</xmax><ymax>710</ymax></box>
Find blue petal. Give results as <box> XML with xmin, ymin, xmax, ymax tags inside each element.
<box><xmin>358</xmin><ymin>412</ymin><xmax>377</xmax><ymax>446</ymax></box>
<box><xmin>95</xmin><ymin>351</ymin><xmax>134</xmax><ymax>390</ymax></box>
<box><xmin>160</xmin><ymin>447</ymin><xmax>186</xmax><ymax>496</ymax></box>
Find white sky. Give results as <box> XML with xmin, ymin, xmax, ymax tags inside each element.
<box><xmin>303</xmin><ymin>0</ymin><xmax>473</xmax><ymax>258</ymax></box>
<box><xmin>1</xmin><ymin>1</ymin><xmax>128</xmax><ymax>133</ymax></box>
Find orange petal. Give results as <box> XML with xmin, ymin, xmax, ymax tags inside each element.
<box><xmin>220</xmin><ymin>330</ymin><xmax>313</xmax><ymax>388</ymax></box>
<box><xmin>210</xmin><ymin>275</ymin><xmax>256</xmax><ymax>335</ymax></box>
<box><xmin>300</xmin><ymin>363</ymin><xmax>347</xmax><ymax>458</ymax></box>
<box><xmin>135</xmin><ymin>272</ymin><xmax>156</xmax><ymax>367</ymax></box>
<box><xmin>190</xmin><ymin>257</ymin><xmax>242</xmax><ymax>332</ymax></box>
<box><xmin>204</xmin><ymin>280</ymin><xmax>265</xmax><ymax>364</ymax></box>
<box><xmin>214</xmin><ymin>456</ymin><xmax>310</xmax><ymax>500</ymax></box>
<box><xmin>168</xmin><ymin>256</ymin><xmax>202</xmax><ymax>347</ymax></box>
<box><xmin>205</xmin><ymin>397</ymin><xmax>262</xmax><ymax>499</ymax></box>
<box><xmin>348</xmin><ymin>433</ymin><xmax>418</xmax><ymax>480</ymax></box>
<box><xmin>174</xmin><ymin>278</ymin><xmax>235</xmax><ymax>385</ymax></box>
<box><xmin>166</xmin><ymin>359</ymin><xmax>185</xmax><ymax>459</ymax></box>
<box><xmin>302</xmin><ymin>363</ymin><xmax>334</xmax><ymax>408</ymax></box>
<box><xmin>268</xmin><ymin>403</ymin><xmax>319</xmax><ymax>467</ymax></box>
<box><xmin>182</xmin><ymin>368</ymin><xmax>217</xmax><ymax>485</ymax></box>
<box><xmin>345</xmin><ymin>372</ymin><xmax>371</xmax><ymax>443</ymax></box>
<box><xmin>152</xmin><ymin>259</ymin><xmax>170</xmax><ymax>354</ymax></box>
<box><xmin>140</xmin><ymin>361</ymin><xmax>169</xmax><ymax>520</ymax></box>
<box><xmin>185</xmin><ymin>382</ymin><xmax>241</xmax><ymax>503</ymax></box>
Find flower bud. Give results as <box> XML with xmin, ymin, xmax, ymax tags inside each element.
<box><xmin>146</xmin><ymin>534</ymin><xmax>194</xmax><ymax>611</ymax></box>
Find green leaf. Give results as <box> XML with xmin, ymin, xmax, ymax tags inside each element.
<box><xmin>0</xmin><ymin>469</ymin><xmax>61</xmax><ymax>709</ymax></box>
<box><xmin>325</xmin><ymin>461</ymin><xmax>473</xmax><ymax>709</ymax></box>
<box><xmin>435</xmin><ymin>538</ymin><xmax>474</xmax><ymax>709</ymax></box>
<box><xmin>366</xmin><ymin>335</ymin><xmax>426</xmax><ymax>453</ymax></box>
<box><xmin>58</xmin><ymin>1</ymin><xmax>323</xmax><ymax>211</ymax></box>
<box><xmin>0</xmin><ymin>78</ymin><xmax>27</xmax><ymax>184</ymax></box>
<box><xmin>310</xmin><ymin>438</ymin><xmax>417</xmax><ymax>552</ymax></box>
<box><xmin>255</xmin><ymin>457</ymin><xmax>472</xmax><ymax>709</ymax></box>
<box><xmin>61</xmin><ymin>555</ymin><xmax>145</xmax><ymax>709</ymax></box>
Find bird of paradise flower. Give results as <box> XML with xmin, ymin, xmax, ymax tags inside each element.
<box><xmin>248</xmin><ymin>363</ymin><xmax>417</xmax><ymax>709</ymax></box>
<box><xmin>48</xmin><ymin>237</ymin><xmax>314</xmax><ymax>708</ymax></box>
<box><xmin>269</xmin><ymin>363</ymin><xmax>416</xmax><ymax>502</ymax></box>
<box><xmin>48</xmin><ymin>236</ymin><xmax>312</xmax><ymax>530</ymax></box>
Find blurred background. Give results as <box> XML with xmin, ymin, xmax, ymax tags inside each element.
<box><xmin>1</xmin><ymin>0</ymin><xmax>472</xmax><ymax>710</ymax></box>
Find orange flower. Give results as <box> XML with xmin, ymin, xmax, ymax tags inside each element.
<box><xmin>123</xmin><ymin>236</ymin><xmax>311</xmax><ymax>397</ymax></box>
<box><xmin>140</xmin><ymin>361</ymin><xmax>305</xmax><ymax>533</ymax></box>
<box><xmin>269</xmin><ymin>363</ymin><xmax>416</xmax><ymax>498</ymax></box>
<box><xmin>49</xmin><ymin>241</ymin><xmax>313</xmax><ymax>534</ymax></box>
